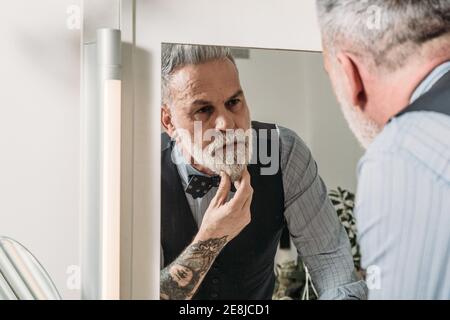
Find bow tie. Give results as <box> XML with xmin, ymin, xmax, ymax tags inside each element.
<box><xmin>185</xmin><ymin>174</ymin><xmax>236</xmax><ymax>199</ymax></box>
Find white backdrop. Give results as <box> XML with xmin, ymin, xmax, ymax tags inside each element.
<box><xmin>0</xmin><ymin>0</ymin><xmax>82</xmax><ymax>299</ymax></box>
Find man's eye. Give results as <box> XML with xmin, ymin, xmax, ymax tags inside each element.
<box><xmin>225</xmin><ymin>99</ymin><xmax>241</xmax><ymax>108</ymax></box>
<box><xmin>196</xmin><ymin>106</ymin><xmax>213</xmax><ymax>114</ymax></box>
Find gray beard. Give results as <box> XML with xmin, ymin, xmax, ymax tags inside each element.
<box><xmin>196</xmin><ymin>141</ymin><xmax>250</xmax><ymax>182</ymax></box>
<box><xmin>339</xmin><ymin>101</ymin><xmax>382</xmax><ymax>150</ymax></box>
<box><xmin>332</xmin><ymin>68</ymin><xmax>382</xmax><ymax>149</ymax></box>
<box><xmin>187</xmin><ymin>133</ymin><xmax>252</xmax><ymax>182</ymax></box>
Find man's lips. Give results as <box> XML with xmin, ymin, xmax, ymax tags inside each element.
<box><xmin>211</xmin><ymin>142</ymin><xmax>244</xmax><ymax>156</ymax></box>
<box><xmin>222</xmin><ymin>142</ymin><xmax>238</xmax><ymax>150</ymax></box>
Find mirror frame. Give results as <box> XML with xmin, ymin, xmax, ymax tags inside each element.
<box><xmin>127</xmin><ymin>0</ymin><xmax>323</xmax><ymax>299</ymax></box>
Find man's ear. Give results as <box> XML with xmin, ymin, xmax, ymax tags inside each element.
<box><xmin>161</xmin><ymin>105</ymin><xmax>176</xmax><ymax>138</ymax></box>
<box><xmin>336</xmin><ymin>52</ymin><xmax>367</xmax><ymax>110</ymax></box>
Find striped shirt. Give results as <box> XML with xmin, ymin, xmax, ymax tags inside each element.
<box><xmin>356</xmin><ymin>62</ymin><xmax>450</xmax><ymax>299</ymax></box>
<box><xmin>165</xmin><ymin>125</ymin><xmax>368</xmax><ymax>300</ymax></box>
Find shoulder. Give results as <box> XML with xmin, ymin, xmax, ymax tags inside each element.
<box><xmin>360</xmin><ymin>112</ymin><xmax>450</xmax><ymax>182</ymax></box>
<box><xmin>250</xmin><ymin>121</ymin><xmax>312</xmax><ymax>170</ymax></box>
<box><xmin>276</xmin><ymin>124</ymin><xmax>312</xmax><ymax>169</ymax></box>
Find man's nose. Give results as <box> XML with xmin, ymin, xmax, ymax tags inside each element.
<box><xmin>214</xmin><ymin>111</ymin><xmax>235</xmax><ymax>132</ymax></box>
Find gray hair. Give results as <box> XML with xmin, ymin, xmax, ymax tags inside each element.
<box><xmin>161</xmin><ymin>44</ymin><xmax>236</xmax><ymax>104</ymax></box>
<box><xmin>316</xmin><ymin>0</ymin><xmax>450</xmax><ymax>71</ymax></box>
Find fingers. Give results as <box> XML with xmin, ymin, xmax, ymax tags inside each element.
<box><xmin>233</xmin><ymin>166</ymin><xmax>249</xmax><ymax>190</ymax></box>
<box><xmin>241</xmin><ymin>177</ymin><xmax>253</xmax><ymax>212</ymax></box>
<box><xmin>230</xmin><ymin>167</ymin><xmax>253</xmax><ymax>209</ymax></box>
<box><xmin>212</xmin><ymin>171</ymin><xmax>231</xmax><ymax>206</ymax></box>
<box><xmin>242</xmin><ymin>186</ymin><xmax>253</xmax><ymax>211</ymax></box>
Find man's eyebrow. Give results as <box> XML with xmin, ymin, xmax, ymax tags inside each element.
<box><xmin>191</xmin><ymin>99</ymin><xmax>212</xmax><ymax>107</ymax></box>
<box><xmin>226</xmin><ymin>90</ymin><xmax>244</xmax><ymax>101</ymax></box>
<box><xmin>190</xmin><ymin>90</ymin><xmax>243</xmax><ymax>107</ymax></box>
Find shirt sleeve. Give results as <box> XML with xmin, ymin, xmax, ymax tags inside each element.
<box><xmin>278</xmin><ymin>125</ymin><xmax>368</xmax><ymax>300</ymax></box>
<box><xmin>355</xmin><ymin>149</ymin><xmax>439</xmax><ymax>300</ymax></box>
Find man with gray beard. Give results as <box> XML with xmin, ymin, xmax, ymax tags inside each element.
<box><xmin>316</xmin><ymin>0</ymin><xmax>450</xmax><ymax>299</ymax></box>
<box><xmin>159</xmin><ymin>44</ymin><xmax>367</xmax><ymax>300</ymax></box>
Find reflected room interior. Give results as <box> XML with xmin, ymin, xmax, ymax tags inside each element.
<box><xmin>160</xmin><ymin>44</ymin><xmax>364</xmax><ymax>300</ymax></box>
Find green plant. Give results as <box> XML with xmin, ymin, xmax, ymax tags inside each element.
<box><xmin>273</xmin><ymin>187</ymin><xmax>361</xmax><ymax>300</ymax></box>
<box><xmin>329</xmin><ymin>187</ymin><xmax>361</xmax><ymax>271</ymax></box>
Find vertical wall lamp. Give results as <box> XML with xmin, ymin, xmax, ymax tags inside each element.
<box><xmin>97</xmin><ymin>28</ymin><xmax>122</xmax><ymax>300</ymax></box>
<box><xmin>81</xmin><ymin>27</ymin><xmax>122</xmax><ymax>300</ymax></box>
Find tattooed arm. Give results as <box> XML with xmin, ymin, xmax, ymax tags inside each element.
<box><xmin>160</xmin><ymin>169</ymin><xmax>254</xmax><ymax>300</ymax></box>
<box><xmin>160</xmin><ymin>236</ymin><xmax>228</xmax><ymax>300</ymax></box>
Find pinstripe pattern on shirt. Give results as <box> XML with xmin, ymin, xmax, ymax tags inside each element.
<box><xmin>356</xmin><ymin>63</ymin><xmax>450</xmax><ymax>300</ymax></box>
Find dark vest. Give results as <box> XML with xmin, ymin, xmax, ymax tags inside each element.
<box><xmin>161</xmin><ymin>121</ymin><xmax>286</xmax><ymax>300</ymax></box>
<box><xmin>395</xmin><ymin>69</ymin><xmax>450</xmax><ymax>118</ymax></box>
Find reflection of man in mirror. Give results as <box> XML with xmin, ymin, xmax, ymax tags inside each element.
<box><xmin>160</xmin><ymin>44</ymin><xmax>367</xmax><ymax>300</ymax></box>
<box><xmin>317</xmin><ymin>0</ymin><xmax>450</xmax><ymax>299</ymax></box>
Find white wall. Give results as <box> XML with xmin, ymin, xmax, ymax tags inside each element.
<box><xmin>235</xmin><ymin>49</ymin><xmax>311</xmax><ymax>143</ymax></box>
<box><xmin>0</xmin><ymin>0</ymin><xmax>82</xmax><ymax>299</ymax></box>
<box><xmin>236</xmin><ymin>49</ymin><xmax>364</xmax><ymax>192</ymax></box>
<box><xmin>301</xmin><ymin>53</ymin><xmax>364</xmax><ymax>192</ymax></box>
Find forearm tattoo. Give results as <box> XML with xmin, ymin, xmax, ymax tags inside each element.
<box><xmin>160</xmin><ymin>236</ymin><xmax>228</xmax><ymax>300</ymax></box>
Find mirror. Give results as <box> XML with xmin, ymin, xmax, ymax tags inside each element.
<box><xmin>0</xmin><ymin>237</ymin><xmax>61</xmax><ymax>300</ymax></box>
<box><xmin>160</xmin><ymin>44</ymin><xmax>363</xmax><ymax>300</ymax></box>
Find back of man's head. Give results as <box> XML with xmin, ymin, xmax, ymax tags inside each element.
<box><xmin>316</xmin><ymin>0</ymin><xmax>450</xmax><ymax>72</ymax></box>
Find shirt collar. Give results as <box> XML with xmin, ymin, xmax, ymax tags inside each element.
<box><xmin>410</xmin><ymin>61</ymin><xmax>450</xmax><ymax>103</ymax></box>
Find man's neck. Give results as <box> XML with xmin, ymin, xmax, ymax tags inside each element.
<box><xmin>375</xmin><ymin>56</ymin><xmax>450</xmax><ymax>125</ymax></box>
<box><xmin>191</xmin><ymin>164</ymin><xmax>216</xmax><ymax>176</ymax></box>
